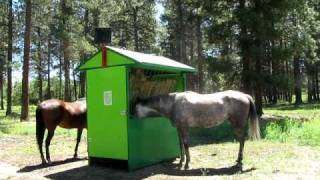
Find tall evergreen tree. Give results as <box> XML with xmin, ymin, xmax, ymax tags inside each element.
<box><xmin>6</xmin><ymin>0</ymin><xmax>13</xmax><ymax>116</ymax></box>
<box><xmin>20</xmin><ymin>0</ymin><xmax>32</xmax><ymax>121</ymax></box>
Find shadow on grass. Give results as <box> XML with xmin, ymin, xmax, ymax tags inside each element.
<box><xmin>189</xmin><ymin>121</ymin><xmax>236</xmax><ymax>147</ymax></box>
<box><xmin>18</xmin><ymin>157</ymin><xmax>88</xmax><ymax>173</ymax></box>
<box><xmin>189</xmin><ymin>118</ymin><xmax>278</xmax><ymax>147</ymax></box>
<box><xmin>45</xmin><ymin>162</ymin><xmax>256</xmax><ymax>179</ymax></box>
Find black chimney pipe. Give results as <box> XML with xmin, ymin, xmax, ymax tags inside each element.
<box><xmin>95</xmin><ymin>28</ymin><xmax>112</xmax><ymax>45</ymax></box>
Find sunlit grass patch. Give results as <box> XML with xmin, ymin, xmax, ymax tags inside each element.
<box><xmin>264</xmin><ymin>118</ymin><xmax>320</xmax><ymax>146</ymax></box>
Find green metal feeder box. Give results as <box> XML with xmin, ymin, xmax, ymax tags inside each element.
<box><xmin>78</xmin><ymin>46</ymin><xmax>195</xmax><ymax>171</ymax></box>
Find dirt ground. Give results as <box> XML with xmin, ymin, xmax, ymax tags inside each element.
<box><xmin>0</xmin><ymin>134</ymin><xmax>320</xmax><ymax>180</ymax></box>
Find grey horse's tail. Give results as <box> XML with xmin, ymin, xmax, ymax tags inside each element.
<box><xmin>247</xmin><ymin>96</ymin><xmax>261</xmax><ymax>140</ymax></box>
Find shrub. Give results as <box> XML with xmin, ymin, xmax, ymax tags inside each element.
<box><xmin>264</xmin><ymin>118</ymin><xmax>320</xmax><ymax>146</ymax></box>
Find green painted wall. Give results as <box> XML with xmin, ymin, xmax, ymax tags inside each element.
<box><xmin>128</xmin><ymin>117</ymin><xmax>180</xmax><ymax>170</ymax></box>
<box><xmin>86</xmin><ymin>66</ymin><xmax>128</xmax><ymax>160</ymax></box>
<box><xmin>79</xmin><ymin>49</ymin><xmax>134</xmax><ymax>70</ymax></box>
<box><xmin>175</xmin><ymin>74</ymin><xmax>185</xmax><ymax>92</ymax></box>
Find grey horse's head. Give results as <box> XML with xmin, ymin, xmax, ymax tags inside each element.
<box><xmin>134</xmin><ymin>97</ymin><xmax>160</xmax><ymax>118</ymax></box>
<box><xmin>134</xmin><ymin>94</ymin><xmax>176</xmax><ymax>118</ymax></box>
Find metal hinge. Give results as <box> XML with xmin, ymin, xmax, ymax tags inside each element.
<box><xmin>120</xmin><ymin>110</ymin><xmax>127</xmax><ymax>116</ymax></box>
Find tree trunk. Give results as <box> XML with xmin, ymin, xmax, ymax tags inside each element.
<box><xmin>61</xmin><ymin>0</ymin><xmax>71</xmax><ymax>101</ymax></box>
<box><xmin>79</xmin><ymin>8</ymin><xmax>89</xmax><ymax>98</ymax></box>
<box><xmin>307</xmin><ymin>72</ymin><xmax>313</xmax><ymax>102</ymax></box>
<box><xmin>285</xmin><ymin>53</ymin><xmax>292</xmax><ymax>102</ymax></box>
<box><xmin>254</xmin><ymin>43</ymin><xmax>263</xmax><ymax>116</ymax></box>
<box><xmin>79</xmin><ymin>66</ymin><xmax>86</xmax><ymax>98</ymax></box>
<box><xmin>312</xmin><ymin>72</ymin><xmax>316</xmax><ymax>100</ymax></box>
<box><xmin>196</xmin><ymin>15</ymin><xmax>204</xmax><ymax>93</ymax></box>
<box><xmin>92</xmin><ymin>8</ymin><xmax>100</xmax><ymax>29</ymax></box>
<box><xmin>271</xmin><ymin>40</ymin><xmax>278</xmax><ymax>104</ymax></box>
<box><xmin>187</xmin><ymin>34</ymin><xmax>195</xmax><ymax>91</ymax></box>
<box><xmin>37</xmin><ymin>27</ymin><xmax>43</xmax><ymax>102</ymax></box>
<box><xmin>179</xmin><ymin>2</ymin><xmax>187</xmax><ymax>65</ymax></box>
<box><xmin>315</xmin><ymin>66</ymin><xmax>319</xmax><ymax>100</ymax></box>
<box><xmin>253</xmin><ymin>1</ymin><xmax>263</xmax><ymax>116</ymax></box>
<box><xmin>293</xmin><ymin>55</ymin><xmax>302</xmax><ymax>104</ymax></box>
<box><xmin>63</xmin><ymin>40</ymin><xmax>71</xmax><ymax>101</ymax></box>
<box><xmin>133</xmin><ymin>7</ymin><xmax>139</xmax><ymax>51</ymax></box>
<box><xmin>175</xmin><ymin>0</ymin><xmax>185</xmax><ymax>63</ymax></box>
<box><xmin>0</xmin><ymin>56</ymin><xmax>4</xmax><ymax>110</ymax></box>
<box><xmin>20</xmin><ymin>0</ymin><xmax>32</xmax><ymax>121</ymax></box>
<box><xmin>6</xmin><ymin>0</ymin><xmax>13</xmax><ymax>116</ymax></box>
<box><xmin>59</xmin><ymin>55</ymin><xmax>63</xmax><ymax>99</ymax></box>
<box><xmin>46</xmin><ymin>36</ymin><xmax>51</xmax><ymax>99</ymax></box>
<box><xmin>238</xmin><ymin>0</ymin><xmax>251</xmax><ymax>94</ymax></box>
<box><xmin>73</xmin><ymin>71</ymin><xmax>77</xmax><ymax>100</ymax></box>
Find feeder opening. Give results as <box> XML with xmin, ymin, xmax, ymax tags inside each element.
<box><xmin>129</xmin><ymin>68</ymin><xmax>179</xmax><ymax>116</ymax></box>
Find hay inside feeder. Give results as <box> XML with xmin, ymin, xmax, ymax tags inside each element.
<box><xmin>129</xmin><ymin>68</ymin><xmax>178</xmax><ymax>106</ymax></box>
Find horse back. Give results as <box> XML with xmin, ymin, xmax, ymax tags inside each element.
<box><xmin>173</xmin><ymin>91</ymin><xmax>251</xmax><ymax>128</ymax></box>
<box><xmin>38</xmin><ymin>99</ymin><xmax>87</xmax><ymax>129</ymax></box>
<box><xmin>59</xmin><ymin>101</ymin><xmax>87</xmax><ymax>129</ymax></box>
<box><xmin>38</xmin><ymin>99</ymin><xmax>65</xmax><ymax>131</ymax></box>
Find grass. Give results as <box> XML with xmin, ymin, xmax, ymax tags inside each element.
<box><xmin>0</xmin><ymin>105</ymin><xmax>81</xmax><ymax>138</ymax></box>
<box><xmin>1</xmin><ymin>103</ymin><xmax>320</xmax><ymax>145</ymax></box>
<box><xmin>263</xmin><ymin>118</ymin><xmax>320</xmax><ymax>145</ymax></box>
<box><xmin>263</xmin><ymin>103</ymin><xmax>320</xmax><ymax>146</ymax></box>
<box><xmin>0</xmin><ymin>103</ymin><xmax>320</xmax><ymax>178</ymax></box>
<box><xmin>0</xmin><ymin>106</ymin><xmax>87</xmax><ymax>168</ymax></box>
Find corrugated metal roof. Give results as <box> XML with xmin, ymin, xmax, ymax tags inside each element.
<box><xmin>107</xmin><ymin>46</ymin><xmax>196</xmax><ymax>72</ymax></box>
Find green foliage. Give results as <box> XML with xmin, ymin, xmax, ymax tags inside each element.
<box><xmin>263</xmin><ymin>103</ymin><xmax>320</xmax><ymax>145</ymax></box>
<box><xmin>206</xmin><ymin>54</ymin><xmax>241</xmax><ymax>90</ymax></box>
<box><xmin>264</xmin><ymin>118</ymin><xmax>320</xmax><ymax>146</ymax></box>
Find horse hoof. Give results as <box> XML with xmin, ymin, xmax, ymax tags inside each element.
<box><xmin>184</xmin><ymin>165</ymin><xmax>190</xmax><ymax>170</ymax></box>
<box><xmin>235</xmin><ymin>163</ymin><xmax>243</xmax><ymax>171</ymax></box>
<box><xmin>73</xmin><ymin>155</ymin><xmax>78</xmax><ymax>159</ymax></box>
<box><xmin>41</xmin><ymin>158</ymin><xmax>47</xmax><ymax>164</ymax></box>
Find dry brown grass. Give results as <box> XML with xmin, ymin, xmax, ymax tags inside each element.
<box><xmin>0</xmin><ymin>133</ymin><xmax>319</xmax><ymax>179</ymax></box>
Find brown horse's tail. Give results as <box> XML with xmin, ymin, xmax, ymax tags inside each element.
<box><xmin>36</xmin><ymin>106</ymin><xmax>45</xmax><ymax>155</ymax></box>
<box><xmin>247</xmin><ymin>96</ymin><xmax>261</xmax><ymax>140</ymax></box>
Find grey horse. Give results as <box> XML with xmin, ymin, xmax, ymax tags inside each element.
<box><xmin>135</xmin><ymin>90</ymin><xmax>260</xmax><ymax>170</ymax></box>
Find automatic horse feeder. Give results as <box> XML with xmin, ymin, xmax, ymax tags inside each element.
<box><xmin>78</xmin><ymin>45</ymin><xmax>196</xmax><ymax>170</ymax></box>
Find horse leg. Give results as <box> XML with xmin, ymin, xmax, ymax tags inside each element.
<box><xmin>234</xmin><ymin>128</ymin><xmax>245</xmax><ymax>170</ymax></box>
<box><xmin>36</xmin><ymin>107</ymin><xmax>46</xmax><ymax>164</ymax></box>
<box><xmin>177</xmin><ymin>128</ymin><xmax>185</xmax><ymax>167</ymax></box>
<box><xmin>45</xmin><ymin>130</ymin><xmax>55</xmax><ymax>164</ymax></box>
<box><xmin>74</xmin><ymin>128</ymin><xmax>83</xmax><ymax>159</ymax></box>
<box><xmin>37</xmin><ymin>128</ymin><xmax>46</xmax><ymax>164</ymax></box>
<box><xmin>39</xmin><ymin>138</ymin><xmax>46</xmax><ymax>164</ymax></box>
<box><xmin>180</xmin><ymin>127</ymin><xmax>190</xmax><ymax>170</ymax></box>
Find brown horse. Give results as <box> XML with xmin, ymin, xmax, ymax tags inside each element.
<box><xmin>135</xmin><ymin>90</ymin><xmax>260</xmax><ymax>170</ymax></box>
<box><xmin>36</xmin><ymin>98</ymin><xmax>87</xmax><ymax>164</ymax></box>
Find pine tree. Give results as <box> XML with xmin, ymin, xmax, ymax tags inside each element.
<box><xmin>20</xmin><ymin>0</ymin><xmax>32</xmax><ymax>121</ymax></box>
